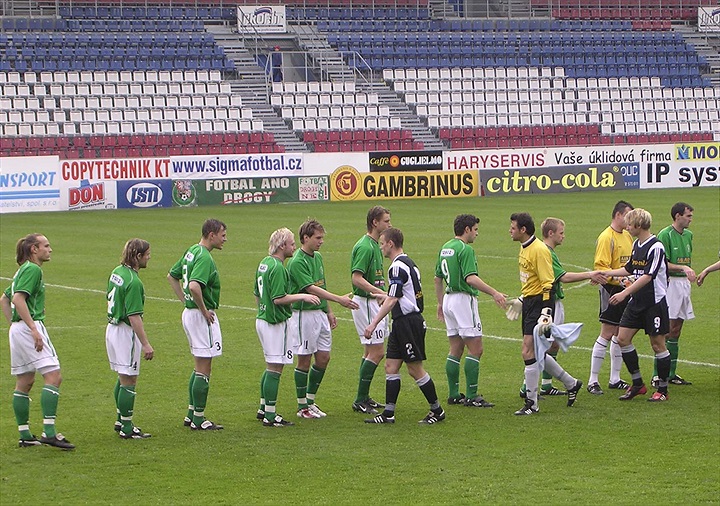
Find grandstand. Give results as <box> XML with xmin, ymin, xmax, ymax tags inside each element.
<box><xmin>1</xmin><ymin>0</ymin><xmax>718</xmax><ymax>158</ymax></box>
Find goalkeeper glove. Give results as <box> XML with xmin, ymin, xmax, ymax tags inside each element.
<box><xmin>505</xmin><ymin>297</ymin><xmax>523</xmax><ymax>321</ymax></box>
<box><xmin>537</xmin><ymin>307</ymin><xmax>553</xmax><ymax>336</ymax></box>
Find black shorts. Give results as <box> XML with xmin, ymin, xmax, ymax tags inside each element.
<box><xmin>599</xmin><ymin>284</ymin><xmax>628</xmax><ymax>325</ymax></box>
<box><xmin>619</xmin><ymin>297</ymin><xmax>670</xmax><ymax>337</ymax></box>
<box><xmin>522</xmin><ymin>294</ymin><xmax>553</xmax><ymax>336</ymax></box>
<box><xmin>387</xmin><ymin>313</ymin><xmax>427</xmax><ymax>362</ymax></box>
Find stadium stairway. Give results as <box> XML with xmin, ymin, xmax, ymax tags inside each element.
<box><xmin>209</xmin><ymin>26</ymin><xmax>309</xmax><ymax>153</ymax></box>
<box><xmin>291</xmin><ymin>22</ymin><xmax>444</xmax><ymax>150</ymax></box>
<box><xmin>290</xmin><ymin>24</ymin><xmax>355</xmax><ymax>82</ymax></box>
<box><xmin>674</xmin><ymin>26</ymin><xmax>720</xmax><ymax>87</ymax></box>
<box><xmin>356</xmin><ymin>80</ymin><xmax>445</xmax><ymax>150</ymax></box>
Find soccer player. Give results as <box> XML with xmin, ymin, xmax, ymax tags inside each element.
<box><xmin>168</xmin><ymin>219</ymin><xmax>226</xmax><ymax>431</ymax></box>
<box><xmin>106</xmin><ymin>239</ymin><xmax>154</xmax><ymax>440</ymax></box>
<box><xmin>602</xmin><ymin>208</ymin><xmax>671</xmax><ymax>402</ymax></box>
<box><xmin>255</xmin><ymin>228</ymin><xmax>320</xmax><ymax>427</ymax></box>
<box><xmin>519</xmin><ymin>218</ymin><xmax>607</xmax><ymax>398</ymax></box>
<box><xmin>653</xmin><ymin>202</ymin><xmax>696</xmax><ymax>386</ymax></box>
<box><xmin>434</xmin><ymin>214</ymin><xmax>505</xmax><ymax>408</ymax></box>
<box><xmin>287</xmin><ymin>220</ymin><xmax>358</xmax><ymax>419</ymax></box>
<box><xmin>587</xmin><ymin>200</ymin><xmax>634</xmax><ymax>395</ymax></box>
<box><xmin>509</xmin><ymin>213</ymin><xmax>583</xmax><ymax>416</ymax></box>
<box><xmin>0</xmin><ymin>234</ymin><xmax>74</xmax><ymax>449</ymax></box>
<box><xmin>350</xmin><ymin>206</ymin><xmax>391</xmax><ymax>415</ymax></box>
<box><xmin>363</xmin><ymin>228</ymin><xmax>445</xmax><ymax>425</ymax></box>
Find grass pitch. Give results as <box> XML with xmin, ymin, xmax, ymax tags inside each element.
<box><xmin>1</xmin><ymin>187</ymin><xmax>718</xmax><ymax>504</ymax></box>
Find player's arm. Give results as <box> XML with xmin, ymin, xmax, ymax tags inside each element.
<box><xmin>128</xmin><ymin>313</ymin><xmax>154</xmax><ymax>360</ymax></box>
<box><xmin>364</xmin><ymin>294</ymin><xmax>398</xmax><ymax>339</ymax></box>
<box><xmin>352</xmin><ymin>271</ymin><xmax>383</xmax><ymax>295</ymax></box>
<box><xmin>608</xmin><ymin>274</ymin><xmax>652</xmax><ymax>305</ymax></box>
<box><xmin>466</xmin><ymin>274</ymin><xmax>506</xmax><ymax>308</ymax></box>
<box><xmin>273</xmin><ymin>293</ymin><xmax>320</xmax><ymax>306</ymax></box>
<box><xmin>697</xmin><ymin>260</ymin><xmax>720</xmax><ymax>286</ymax></box>
<box><xmin>11</xmin><ymin>291</ymin><xmax>43</xmax><ymax>352</ymax></box>
<box><xmin>305</xmin><ymin>284</ymin><xmax>358</xmax><ymax>310</ymax></box>
<box><xmin>166</xmin><ymin>273</ymin><xmax>186</xmax><ymax>304</ymax></box>
<box><xmin>434</xmin><ymin>276</ymin><xmax>445</xmax><ymax>321</ymax></box>
<box><xmin>188</xmin><ymin>280</ymin><xmax>214</xmax><ymax>324</ymax></box>
<box><xmin>560</xmin><ymin>270</ymin><xmax>607</xmax><ymax>284</ymax></box>
<box><xmin>0</xmin><ymin>292</ymin><xmax>12</xmax><ymax>324</ymax></box>
<box><xmin>601</xmin><ymin>266</ymin><xmax>632</xmax><ymax>278</ymax></box>
<box><xmin>666</xmin><ymin>261</ymin><xmax>697</xmax><ymax>282</ymax></box>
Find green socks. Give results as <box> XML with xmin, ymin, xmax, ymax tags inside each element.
<box><xmin>355</xmin><ymin>358</ymin><xmax>378</xmax><ymax>403</ymax></box>
<box><xmin>446</xmin><ymin>355</ymin><xmax>461</xmax><ymax>399</ymax></box>
<box><xmin>262</xmin><ymin>370</ymin><xmax>281</xmax><ymax>421</ymax></box>
<box><xmin>187</xmin><ymin>370</ymin><xmax>196</xmax><ymax>421</ymax></box>
<box><xmin>118</xmin><ymin>385</ymin><xmax>136</xmax><ymax>433</ymax></box>
<box><xmin>41</xmin><ymin>385</ymin><xmax>60</xmax><ymax>438</ymax></box>
<box><xmin>464</xmin><ymin>355</ymin><xmax>480</xmax><ymax>398</ymax></box>
<box><xmin>307</xmin><ymin>365</ymin><xmax>326</xmax><ymax>405</ymax></box>
<box><xmin>295</xmin><ymin>368</ymin><xmax>309</xmax><ymax>409</ymax></box>
<box><xmin>191</xmin><ymin>372</ymin><xmax>210</xmax><ymax>426</ymax></box>
<box><xmin>13</xmin><ymin>390</ymin><xmax>32</xmax><ymax>440</ymax></box>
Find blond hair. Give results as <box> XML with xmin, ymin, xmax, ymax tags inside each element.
<box><xmin>624</xmin><ymin>208</ymin><xmax>652</xmax><ymax>230</ymax></box>
<box><xmin>541</xmin><ymin>217</ymin><xmax>565</xmax><ymax>238</ymax></box>
<box><xmin>268</xmin><ymin>228</ymin><xmax>293</xmax><ymax>255</ymax></box>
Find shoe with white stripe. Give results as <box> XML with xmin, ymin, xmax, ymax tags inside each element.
<box><xmin>418</xmin><ymin>409</ymin><xmax>446</xmax><ymax>424</ymax></box>
<box><xmin>307</xmin><ymin>404</ymin><xmax>327</xmax><ymax>417</ymax></box>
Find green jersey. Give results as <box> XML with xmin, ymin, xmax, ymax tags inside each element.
<box><xmin>350</xmin><ymin>234</ymin><xmax>385</xmax><ymax>297</ymax></box>
<box><xmin>435</xmin><ymin>238</ymin><xmax>479</xmax><ymax>296</ymax></box>
<box><xmin>255</xmin><ymin>255</ymin><xmax>292</xmax><ymax>324</ymax></box>
<box><xmin>657</xmin><ymin>225</ymin><xmax>692</xmax><ymax>277</ymax></box>
<box><xmin>287</xmin><ymin>249</ymin><xmax>328</xmax><ymax>312</ymax></box>
<box><xmin>169</xmin><ymin>244</ymin><xmax>220</xmax><ymax>310</ymax></box>
<box><xmin>4</xmin><ymin>261</ymin><xmax>45</xmax><ymax>322</ymax></box>
<box><xmin>548</xmin><ymin>246</ymin><xmax>567</xmax><ymax>300</ymax></box>
<box><xmin>107</xmin><ymin>264</ymin><xmax>145</xmax><ymax>326</ymax></box>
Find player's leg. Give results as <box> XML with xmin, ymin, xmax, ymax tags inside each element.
<box><xmin>117</xmin><ymin>373</ymin><xmax>150</xmax><ymax>438</ymax></box>
<box><xmin>650</xmin><ymin>334</ymin><xmax>671</xmax><ymax>399</ymax></box>
<box><xmin>39</xmin><ymin>367</ymin><xmax>74</xmax><ymax>448</ymax></box>
<box><xmin>355</xmin><ymin>342</ymin><xmax>384</xmax><ymax>407</ymax></box>
<box><xmin>352</xmin><ymin>298</ymin><xmax>386</xmax><ymax>410</ymax></box>
<box><xmin>446</xmin><ymin>335</ymin><xmax>464</xmax><ymax>403</ymax></box>
<box><xmin>306</xmin><ymin>313</ymin><xmax>331</xmax><ymax>416</ymax></box>
<box><xmin>258</xmin><ymin>320</ymin><xmax>294</xmax><ymax>426</ymax></box>
<box><xmin>372</xmin><ymin>358</ymin><xmax>402</xmax><ymax>422</ymax></box>
<box><xmin>616</xmin><ymin>324</ymin><xmax>646</xmax><ymax>400</ymax></box>
<box><xmin>463</xmin><ymin>336</ymin><xmax>493</xmax><ymax>407</ymax></box>
<box><xmin>541</xmin><ymin>303</ymin><xmax>565</xmax><ymax>395</ymax></box>
<box><xmin>647</xmin><ymin>300</ymin><xmax>672</xmax><ymax>401</ymax></box>
<box><xmin>294</xmin><ymin>353</ymin><xmax>311</xmax><ymax>413</ymax></box>
<box><xmin>14</xmin><ymin>372</ymin><xmax>37</xmax><ymax>444</ymax></box>
<box><xmin>516</xmin><ymin>334</ymin><xmax>540</xmax><ymax>415</ymax></box>
<box><xmin>442</xmin><ymin>294</ymin><xmax>465</xmax><ymax>403</ymax></box>
<box><xmin>306</xmin><ymin>350</ymin><xmax>329</xmax><ymax>417</ymax></box>
<box><xmin>191</xmin><ymin>356</ymin><xmax>213</xmax><ymax>427</ymax></box>
<box><xmin>262</xmin><ymin>363</ymin><xmax>284</xmax><ymax>424</ymax></box>
<box><xmin>542</xmin><ymin>354</ymin><xmax>583</xmax><ymax>407</ymax></box>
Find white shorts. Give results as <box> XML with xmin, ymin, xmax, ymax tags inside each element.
<box><xmin>106</xmin><ymin>322</ymin><xmax>141</xmax><ymax>376</ymax></box>
<box><xmin>182</xmin><ymin>308</ymin><xmax>222</xmax><ymax>358</ymax></box>
<box><xmin>666</xmin><ymin>277</ymin><xmax>694</xmax><ymax>320</ymax></box>
<box><xmin>554</xmin><ymin>300</ymin><xmax>566</xmax><ymax>325</ymax></box>
<box><xmin>352</xmin><ymin>295</ymin><xmax>388</xmax><ymax>345</ymax></box>
<box><xmin>256</xmin><ymin>318</ymin><xmax>294</xmax><ymax>365</ymax></box>
<box><xmin>442</xmin><ymin>292</ymin><xmax>482</xmax><ymax>338</ymax></box>
<box><xmin>291</xmin><ymin>309</ymin><xmax>331</xmax><ymax>355</ymax></box>
<box><xmin>9</xmin><ymin>321</ymin><xmax>60</xmax><ymax>376</ymax></box>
